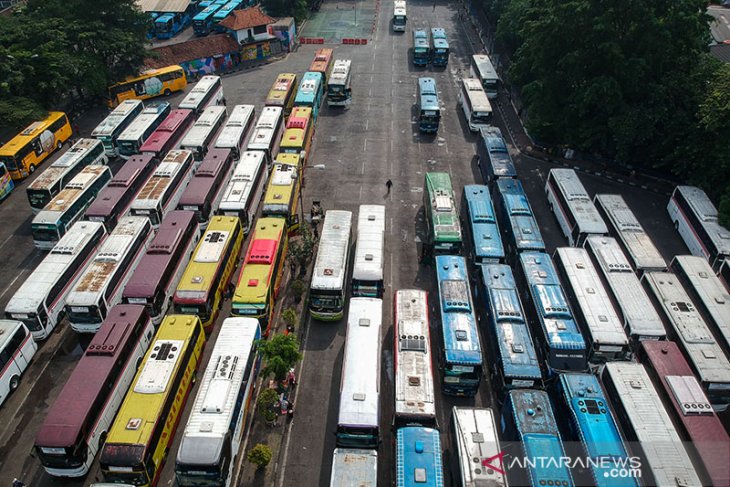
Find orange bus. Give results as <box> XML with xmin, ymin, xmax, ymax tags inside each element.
<box><xmin>309</xmin><ymin>48</ymin><xmax>334</xmax><ymax>84</ymax></box>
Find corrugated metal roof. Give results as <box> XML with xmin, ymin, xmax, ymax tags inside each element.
<box><xmin>136</xmin><ymin>0</ymin><xmax>190</xmax><ymax>13</ymax></box>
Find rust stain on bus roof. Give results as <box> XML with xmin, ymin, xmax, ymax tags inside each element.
<box><xmin>75</xmin><ymin>261</ymin><xmax>117</xmax><ymax>292</ymax></box>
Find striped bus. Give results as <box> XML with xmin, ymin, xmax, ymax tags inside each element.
<box><xmin>309</xmin><ymin>210</ymin><xmax>353</xmax><ymax>321</ymax></box>
<box><xmin>261</xmin><ymin>152</ymin><xmax>302</xmax><ymax>234</ymax></box>
<box><xmin>246</xmin><ymin>106</ymin><xmax>283</xmax><ymax>168</ymax></box>
<box><xmin>477</xmin><ymin>126</ymin><xmax>516</xmax><ymax>184</ymax></box>
<box><xmin>139</xmin><ymin>109</ymin><xmax>195</xmax><ymax>159</ymax></box>
<box><xmin>265</xmin><ymin>73</ymin><xmax>297</xmax><ymax>117</ymax></box>
<box><xmin>326</xmin><ymin>59</ymin><xmax>353</xmax><ymax>107</ymax></box>
<box><xmin>280</xmin><ymin>106</ymin><xmax>314</xmax><ymax>164</ymax></box>
<box><xmin>450</xmin><ymin>407</ymin><xmax>507</xmax><ymax>487</ymax></box>
<box><xmin>294</xmin><ymin>72</ymin><xmax>325</xmax><ymax>121</ymax></box>
<box><xmin>214</xmin><ymin>104</ymin><xmax>255</xmax><ymax>159</ymax></box>
<box><xmin>216</xmin><ymin>150</ymin><xmax>268</xmax><ymax>234</ymax></box>
<box><xmin>177</xmin><ymin>148</ymin><xmax>234</xmax><ymax>226</ymax></box>
<box><xmin>116</xmin><ymin>102</ymin><xmax>171</xmax><ymax>159</ymax></box>
<box><xmin>99</xmin><ymin>314</ymin><xmax>206</xmax><ymax>486</ymax></box>
<box><xmin>423</xmin><ymin>172</ymin><xmax>462</xmax><ymax>258</ymax></box>
<box><xmin>330</xmin><ymin>449</ymin><xmax>377</xmax><ymax>487</ymax></box>
<box><xmin>231</xmin><ymin>217</ymin><xmax>288</xmax><ymax>336</ymax></box>
<box><xmin>430</xmin><ymin>28</ymin><xmax>449</xmax><ymax>66</ymax></box>
<box><xmin>309</xmin><ymin>48</ymin><xmax>334</xmax><ymax>84</ymax></box>
<box><xmin>106</xmin><ymin>65</ymin><xmax>186</xmax><ymax>108</ymax></box>
<box><xmin>174</xmin><ymin>216</ymin><xmax>244</xmax><ymax>331</ymax></box>
<box><xmin>462</xmin><ymin>184</ymin><xmax>504</xmax><ymax>266</ymax></box>
<box><xmin>396</xmin><ymin>427</ymin><xmax>444</xmax><ymax>487</ymax></box>
<box><xmin>92</xmin><ymin>100</ymin><xmax>145</xmax><ymax>157</ymax></box>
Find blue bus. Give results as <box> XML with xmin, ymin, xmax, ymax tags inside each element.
<box><xmin>517</xmin><ymin>252</ymin><xmax>587</xmax><ymax>373</ymax></box>
<box><xmin>462</xmin><ymin>185</ymin><xmax>504</xmax><ymax>265</ymax></box>
<box><xmin>479</xmin><ymin>263</ymin><xmax>541</xmax><ymax>394</ymax></box>
<box><xmin>193</xmin><ymin>4</ymin><xmax>221</xmax><ymax>35</ymax></box>
<box><xmin>477</xmin><ymin>126</ymin><xmax>516</xmax><ymax>184</ymax></box>
<box><xmin>555</xmin><ymin>373</ymin><xmax>637</xmax><ymax>487</ymax></box>
<box><xmin>396</xmin><ymin>427</ymin><xmax>444</xmax><ymax>487</ymax></box>
<box><xmin>198</xmin><ymin>0</ymin><xmax>213</xmax><ymax>8</ymax></box>
<box><xmin>417</xmin><ymin>77</ymin><xmax>440</xmax><ymax>133</ymax></box>
<box><xmin>430</xmin><ymin>28</ymin><xmax>449</xmax><ymax>66</ymax></box>
<box><xmin>294</xmin><ymin>71</ymin><xmax>325</xmax><ymax>121</ymax></box>
<box><xmin>412</xmin><ymin>30</ymin><xmax>430</xmax><ymax>66</ymax></box>
<box><xmin>435</xmin><ymin>255</ymin><xmax>483</xmax><ymax>396</ymax></box>
<box><xmin>212</xmin><ymin>0</ymin><xmax>243</xmax><ymax>29</ymax></box>
<box><xmin>154</xmin><ymin>12</ymin><xmax>192</xmax><ymax>39</ymax></box>
<box><xmin>502</xmin><ymin>389</ymin><xmax>575</xmax><ymax>487</ymax></box>
<box><xmin>494</xmin><ymin>178</ymin><xmax>545</xmax><ymax>259</ymax></box>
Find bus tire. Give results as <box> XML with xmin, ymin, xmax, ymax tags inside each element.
<box><xmin>98</xmin><ymin>431</ymin><xmax>107</xmax><ymax>450</ymax></box>
<box><xmin>56</xmin><ymin>140</ymin><xmax>63</xmax><ymax>150</ymax></box>
<box><xmin>164</xmin><ymin>89</ymin><xmax>171</xmax><ymax>96</ymax></box>
<box><xmin>9</xmin><ymin>375</ymin><xmax>19</xmax><ymax>391</ymax></box>
<box><xmin>28</xmin><ymin>164</ymin><xmax>36</xmax><ymax>174</ymax></box>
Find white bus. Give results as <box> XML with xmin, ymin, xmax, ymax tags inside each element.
<box><xmin>216</xmin><ymin>151</ymin><xmax>268</xmax><ymax>234</ymax></box>
<box><xmin>327</xmin><ymin>59</ymin><xmax>353</xmax><ymax>107</ymax></box>
<box><xmin>116</xmin><ymin>102</ymin><xmax>171</xmax><ymax>158</ymax></box>
<box><xmin>330</xmin><ymin>449</ymin><xmax>377</xmax><ymax>487</ymax></box>
<box><xmin>91</xmin><ymin>100</ymin><xmax>145</xmax><ymax>157</ymax></box>
<box><xmin>336</xmin><ymin>297</ymin><xmax>382</xmax><ymax>449</ymax></box>
<box><xmin>27</xmin><ymin>138</ymin><xmax>108</xmax><ymax>213</ymax></box>
<box><xmin>470</xmin><ymin>54</ymin><xmax>499</xmax><ymax>99</ymax></box>
<box><xmin>584</xmin><ymin>236</ymin><xmax>665</xmax><ymax>342</ymax></box>
<box><xmin>5</xmin><ymin>221</ymin><xmax>106</xmax><ymax>341</ymax></box>
<box><xmin>545</xmin><ymin>168</ymin><xmax>608</xmax><ymax>246</ymax></box>
<box><xmin>179</xmin><ymin>105</ymin><xmax>227</xmax><ymax>162</ymax></box>
<box><xmin>667</xmin><ymin>185</ymin><xmax>730</xmax><ymax>272</ymax></box>
<box><xmin>179</xmin><ymin>75</ymin><xmax>224</xmax><ymax>114</ymax></box>
<box><xmin>31</xmin><ymin>165</ymin><xmax>112</xmax><ymax>250</ymax></box>
<box><xmin>641</xmin><ymin>271</ymin><xmax>730</xmax><ymax>410</ymax></box>
<box><xmin>309</xmin><ymin>210</ymin><xmax>353</xmax><ymax>321</ymax></box>
<box><xmin>65</xmin><ymin>216</ymin><xmax>152</xmax><ymax>333</ymax></box>
<box><xmin>451</xmin><ymin>407</ymin><xmax>507</xmax><ymax>487</ymax></box>
<box><xmin>129</xmin><ymin>149</ymin><xmax>195</xmax><ymax>226</ymax></box>
<box><xmin>392</xmin><ymin>0</ymin><xmax>406</xmax><ymax>31</ymax></box>
<box><xmin>553</xmin><ymin>247</ymin><xmax>630</xmax><ymax>362</ymax></box>
<box><xmin>352</xmin><ymin>205</ymin><xmax>385</xmax><ymax>298</ymax></box>
<box><xmin>214</xmin><ymin>104</ymin><xmax>255</xmax><ymax>159</ymax></box>
<box><xmin>394</xmin><ymin>289</ymin><xmax>435</xmax><ymax>427</ymax></box>
<box><xmin>0</xmin><ymin>320</ymin><xmax>37</xmax><ymax>407</ymax></box>
<box><xmin>601</xmin><ymin>362</ymin><xmax>702</xmax><ymax>487</ymax></box>
<box><xmin>593</xmin><ymin>193</ymin><xmax>666</xmax><ymax>273</ymax></box>
<box><xmin>246</xmin><ymin>106</ymin><xmax>283</xmax><ymax>169</ymax></box>
<box><xmin>458</xmin><ymin>78</ymin><xmax>492</xmax><ymax>132</ymax></box>
<box><xmin>176</xmin><ymin>317</ymin><xmax>261</xmax><ymax>486</ymax></box>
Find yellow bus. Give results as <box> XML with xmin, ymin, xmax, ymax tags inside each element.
<box><xmin>107</xmin><ymin>65</ymin><xmax>187</xmax><ymax>108</ymax></box>
<box><xmin>99</xmin><ymin>314</ymin><xmax>205</xmax><ymax>487</ymax></box>
<box><xmin>231</xmin><ymin>217</ymin><xmax>288</xmax><ymax>336</ymax></box>
<box><xmin>0</xmin><ymin>112</ymin><xmax>72</xmax><ymax>180</ymax></box>
<box><xmin>262</xmin><ymin>153</ymin><xmax>303</xmax><ymax>234</ymax></box>
<box><xmin>280</xmin><ymin>106</ymin><xmax>315</xmax><ymax>165</ymax></box>
<box><xmin>173</xmin><ymin>216</ymin><xmax>244</xmax><ymax>331</ymax></box>
<box><xmin>265</xmin><ymin>73</ymin><xmax>298</xmax><ymax>117</ymax></box>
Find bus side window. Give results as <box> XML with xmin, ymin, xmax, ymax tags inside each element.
<box><xmin>135</xmin><ymin>82</ymin><xmax>146</xmax><ymax>96</ymax></box>
<box><xmin>32</xmin><ymin>139</ymin><xmax>44</xmax><ymax>156</ymax></box>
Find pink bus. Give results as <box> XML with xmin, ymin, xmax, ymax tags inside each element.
<box><xmin>176</xmin><ymin>148</ymin><xmax>234</xmax><ymax>226</ymax></box>
<box><xmin>138</xmin><ymin>109</ymin><xmax>194</xmax><ymax>158</ymax></box>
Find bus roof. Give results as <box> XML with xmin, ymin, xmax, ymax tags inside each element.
<box><xmin>330</xmin><ymin>449</ymin><xmax>377</xmax><ymax>487</ymax></box>
<box><xmin>218</xmin><ymin>151</ymin><xmax>265</xmax><ymax>209</ymax></box>
<box><xmin>179</xmin><ymin>75</ymin><xmax>221</xmax><ymax>110</ymax></box>
<box><xmin>0</xmin><ymin>320</ymin><xmax>25</xmax><ymax>350</ymax></box>
<box><xmin>215</xmin><ymin>104</ymin><xmax>255</xmax><ymax>149</ymax></box>
<box><xmin>180</xmin><ymin>105</ymin><xmax>227</xmax><ymax>148</ymax></box>
<box><xmin>478</xmin><ymin>126</ymin><xmax>516</xmax><ymax>179</ymax></box>
<box><xmin>33</xmin><ymin>166</ymin><xmax>111</xmax><ymax>223</ymax></box>
<box><xmin>311</xmin><ymin>210</ymin><xmax>353</xmax><ymax>291</ymax></box>
<box><xmin>674</xmin><ymin>186</ymin><xmax>730</xmax><ymax>257</ymax></box>
<box><xmin>0</xmin><ymin>112</ymin><xmax>66</xmax><ymax>157</ymax></box>
<box><xmin>413</xmin><ymin>30</ymin><xmax>429</xmax><ymax>49</ymax></box>
<box><xmin>463</xmin><ymin>184</ymin><xmax>504</xmax><ymax>262</ymax></box>
<box><xmin>310</xmin><ymin>48</ymin><xmax>333</xmax><ymax>74</ymax></box>
<box><xmin>353</xmin><ymin>205</ymin><xmax>385</xmax><ymax>282</ymax></box>
<box><xmin>396</xmin><ymin>427</ymin><xmax>444</xmax><ymax>486</ymax></box>
<box><xmin>496</xmin><ymin>178</ymin><xmax>545</xmax><ymax>252</ymax></box>
<box><xmin>118</xmin><ymin>103</ymin><xmax>171</xmax><ymax>142</ymax></box>
<box><xmin>418</xmin><ymin>77</ymin><xmax>439</xmax><ymax>110</ymax></box>
<box><xmin>451</xmin><ymin>407</ymin><xmax>506</xmax><ymax>487</ymax></box>
<box><xmin>425</xmin><ymin>172</ymin><xmax>461</xmax><ymax>244</ymax></box>
<box><xmin>178</xmin><ymin>148</ymin><xmax>231</xmax><ymax>207</ymax></box>
<box><xmin>140</xmin><ymin>109</ymin><xmax>192</xmax><ymax>153</ymax></box>
<box><xmin>110</xmin><ymin>65</ymin><xmax>183</xmax><ymax>88</ymax></box>
<box><xmin>295</xmin><ymin>72</ymin><xmax>323</xmax><ymax>102</ymax></box>
<box><xmin>247</xmin><ymin>106</ymin><xmax>282</xmax><ymax>152</ymax></box>
<box><xmin>85</xmin><ymin>154</ymin><xmax>154</xmax><ymax>218</ymax></box>
<box><xmin>472</xmin><ymin>54</ymin><xmax>498</xmax><ymax>80</ymax></box>
<box><xmin>431</xmin><ymin>28</ymin><xmax>449</xmax><ymax>50</ymax></box>
<box><xmin>461</xmin><ymin>78</ymin><xmax>491</xmax><ymax>112</ymax></box>
<box><xmin>133</xmin><ymin>150</ymin><xmax>192</xmax><ymax>209</ymax></box>
<box><xmin>330</xmin><ymin>59</ymin><xmax>352</xmax><ymax>86</ymax></box>
<box><xmin>286</xmin><ymin>106</ymin><xmax>312</xmax><ymax>130</ymax></box>
<box><xmin>28</xmin><ymin>139</ymin><xmax>104</xmax><ymax>191</ymax></box>
<box><xmin>92</xmin><ymin>100</ymin><xmax>144</xmax><ymax>138</ymax></box>
<box><xmin>548</xmin><ymin>168</ymin><xmax>608</xmax><ymax>235</ymax></box>
<box><xmin>266</xmin><ymin>73</ymin><xmax>297</xmax><ymax>106</ymax></box>
<box><xmin>233</xmin><ymin>218</ymin><xmax>285</xmax><ymax>305</ymax></box>
<box><xmin>262</xmin><ymin>162</ymin><xmax>298</xmax><ymax>215</ymax></box>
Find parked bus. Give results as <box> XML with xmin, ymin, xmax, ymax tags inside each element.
<box><xmin>65</xmin><ymin>217</ymin><xmax>152</xmax><ymax>333</ymax></box>
<box><xmin>593</xmin><ymin>194</ymin><xmax>666</xmax><ymax>273</ymax></box>
<box><xmin>462</xmin><ymin>184</ymin><xmax>504</xmax><ymax>265</ymax></box>
<box><xmin>435</xmin><ymin>255</ymin><xmax>482</xmax><ymax>396</ymax></box>
<box><xmin>34</xmin><ymin>305</ymin><xmax>154</xmax><ymax>477</ymax></box>
<box><xmin>393</xmin><ymin>289</ymin><xmax>435</xmax><ymax>427</ymax></box>
<box><xmin>494</xmin><ymin>178</ymin><xmax>545</xmax><ymax>259</ymax></box>
<box><xmin>294</xmin><ymin>72</ymin><xmax>324</xmax><ymax>121</ymax></box>
<box><xmin>84</xmin><ymin>153</ymin><xmax>156</xmax><ymax>231</ymax></box>
<box><xmin>92</xmin><ymin>100</ymin><xmax>145</xmax><ymax>157</ymax></box>
<box><xmin>310</xmin><ymin>210</ymin><xmax>353</xmax><ymax>321</ymax></box>
<box><xmin>212</xmin><ymin>0</ymin><xmax>243</xmax><ymax>27</ymax></box>
<box><xmin>719</xmin><ymin>258</ymin><xmax>730</xmax><ymax>292</ymax></box>
<box><xmin>180</xmin><ymin>105</ymin><xmax>227</xmax><ymax>161</ymax></box>
<box><xmin>601</xmin><ymin>362</ymin><xmax>702</xmax><ymax>487</ymax></box>
<box><xmin>458</xmin><ymin>78</ymin><xmax>492</xmax><ymax>132</ymax></box>
<box><xmin>261</xmin><ymin>153</ymin><xmax>302</xmax><ymax>234</ymax></box>
<box><xmin>668</xmin><ymin>185</ymin><xmax>730</xmax><ymax>271</ymax></box>
<box><xmin>179</xmin><ymin>75</ymin><xmax>224</xmax><ymax>114</ymax></box>
<box><xmin>130</xmin><ymin>149</ymin><xmax>195</xmax><ymax>227</ymax></box>
<box><xmin>139</xmin><ymin>109</ymin><xmax>195</xmax><ymax>159</ymax></box>
<box><xmin>116</xmin><ymin>102</ymin><xmax>172</xmax><ymax>158</ymax></box>
<box><xmin>327</xmin><ymin>59</ymin><xmax>353</xmax><ymax>107</ymax></box>
<box><xmin>501</xmin><ymin>389</ymin><xmax>574</xmax><ymax>487</ymax></box>
<box><xmin>0</xmin><ymin>111</ymin><xmax>72</xmax><ymax>180</ymax></box>
<box><xmin>177</xmin><ymin>148</ymin><xmax>234</xmax><ymax>226</ymax></box>
<box><xmin>450</xmin><ymin>407</ymin><xmax>506</xmax><ymax>487</ymax></box>
<box><xmin>330</xmin><ymin>449</ymin><xmax>377</xmax><ymax>487</ymax></box>
<box><xmin>352</xmin><ymin>205</ymin><xmax>385</xmax><ymax>298</ymax></box>
<box><xmin>336</xmin><ymin>297</ymin><xmax>382</xmax><ymax>448</ymax></box>
<box><xmin>280</xmin><ymin>107</ymin><xmax>314</xmax><ymax>161</ymax></box>
<box><xmin>31</xmin><ymin>165</ymin><xmax>112</xmax><ymax>250</ymax></box>
<box><xmin>214</xmin><ymin>104</ymin><xmax>255</xmax><ymax>159</ymax></box>
<box><xmin>265</xmin><ymin>73</ymin><xmax>298</xmax><ymax>117</ymax></box>
<box><xmin>217</xmin><ymin>150</ymin><xmax>268</xmax><ymax>233</ymax></box>
<box><xmin>640</xmin><ymin>340</ymin><xmax>730</xmax><ymax>487</ymax></box>
<box><xmin>430</xmin><ymin>28</ymin><xmax>449</xmax><ymax>66</ymax></box>
<box><xmin>175</xmin><ymin>317</ymin><xmax>260</xmax><ymax>486</ymax></box>
<box><xmin>0</xmin><ymin>321</ymin><xmax>37</xmax><ymax>407</ymax></box>
<box><xmin>174</xmin><ymin>216</ymin><xmax>244</xmax><ymax>331</ymax></box>
<box><xmin>99</xmin><ymin>314</ymin><xmax>205</xmax><ymax>486</ymax></box>
<box><xmin>553</xmin><ymin>247</ymin><xmax>630</xmax><ymax>362</ymax></box>
<box><xmin>641</xmin><ymin>271</ymin><xmax>730</xmax><ymax>410</ymax></box>
<box><xmin>310</xmin><ymin>48</ymin><xmax>334</xmax><ymax>84</ymax></box>
<box><xmin>423</xmin><ymin>172</ymin><xmax>462</xmax><ymax>258</ymax></box>
<box><xmin>27</xmin><ymin>138</ymin><xmax>108</xmax><ymax>213</ymax></box>
<box><xmin>417</xmin><ymin>77</ymin><xmax>440</xmax><ymax>133</ymax></box>
<box><xmin>122</xmin><ymin>211</ymin><xmax>200</xmax><ymax>326</ymax></box>
<box><xmin>477</xmin><ymin>126</ymin><xmax>516</xmax><ymax>184</ymax></box>
<box><xmin>107</xmin><ymin>65</ymin><xmax>186</xmax><ymax>108</ymax></box>
<box><xmin>584</xmin><ymin>236</ymin><xmax>666</xmax><ymax>342</ymax></box>
<box><xmin>396</xmin><ymin>427</ymin><xmax>444</xmax><ymax>487</ymax></box>
<box><xmin>5</xmin><ymin>221</ymin><xmax>106</xmax><ymax>341</ymax></box>
<box><xmin>154</xmin><ymin>12</ymin><xmax>192</xmax><ymax>40</ymax></box>
<box><xmin>247</xmin><ymin>106</ymin><xmax>283</xmax><ymax>168</ymax></box>
<box><xmin>517</xmin><ymin>251</ymin><xmax>587</xmax><ymax>373</ymax></box>
<box><xmin>470</xmin><ymin>54</ymin><xmax>499</xmax><ymax>99</ymax></box>
<box><xmin>546</xmin><ymin>169</ymin><xmax>608</xmax><ymax>246</ymax></box>
<box><xmin>192</xmin><ymin>3</ymin><xmax>222</xmax><ymax>36</ymax></box>
<box><xmin>412</xmin><ymin>30</ymin><xmax>430</xmax><ymax>66</ymax></box>
<box><xmin>392</xmin><ymin>0</ymin><xmax>406</xmax><ymax>31</ymax></box>
<box><xmin>231</xmin><ymin>217</ymin><xmax>288</xmax><ymax>336</ymax></box>
<box><xmin>479</xmin><ymin>263</ymin><xmax>541</xmax><ymax>392</ymax></box>
<box><xmin>0</xmin><ymin>162</ymin><xmax>13</xmax><ymax>200</ymax></box>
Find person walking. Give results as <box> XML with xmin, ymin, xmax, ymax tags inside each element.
<box><xmin>386</xmin><ymin>179</ymin><xmax>393</xmax><ymax>194</ymax></box>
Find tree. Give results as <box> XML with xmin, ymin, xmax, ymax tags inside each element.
<box><xmin>247</xmin><ymin>444</ymin><xmax>273</xmax><ymax>469</ymax></box>
<box><xmin>260</xmin><ymin>0</ymin><xmax>309</xmax><ymax>22</ymax></box>
<box><xmin>257</xmin><ymin>388</ymin><xmax>279</xmax><ymax>423</ymax></box>
<box><xmin>281</xmin><ymin>308</ymin><xmax>298</xmax><ymax>330</ymax></box>
<box><xmin>287</xmin><ymin>224</ymin><xmax>316</xmax><ymax>276</ymax></box>
<box><xmin>257</xmin><ymin>334</ymin><xmax>302</xmax><ymax>381</ymax></box>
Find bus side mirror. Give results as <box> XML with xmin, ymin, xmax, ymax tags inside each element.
<box><xmin>299</xmin><ymin>150</ymin><xmax>306</xmax><ymax>162</ymax></box>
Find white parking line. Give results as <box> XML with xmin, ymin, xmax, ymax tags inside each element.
<box><xmin>0</xmin><ymin>270</ymin><xmax>28</xmax><ymax>301</ymax></box>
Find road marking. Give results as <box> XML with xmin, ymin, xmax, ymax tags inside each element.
<box><xmin>0</xmin><ymin>270</ymin><xmax>29</xmax><ymax>301</ymax></box>
<box><xmin>0</xmin><ymin>233</ymin><xmax>16</xmax><ymax>252</ymax></box>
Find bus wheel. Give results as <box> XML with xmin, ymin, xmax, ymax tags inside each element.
<box><xmin>98</xmin><ymin>431</ymin><xmax>107</xmax><ymax>450</ymax></box>
<box><xmin>9</xmin><ymin>375</ymin><xmax>19</xmax><ymax>391</ymax></box>
<box><xmin>56</xmin><ymin>140</ymin><xmax>63</xmax><ymax>150</ymax></box>
<box><xmin>28</xmin><ymin>164</ymin><xmax>36</xmax><ymax>174</ymax></box>
<box><xmin>164</xmin><ymin>89</ymin><xmax>171</xmax><ymax>96</ymax></box>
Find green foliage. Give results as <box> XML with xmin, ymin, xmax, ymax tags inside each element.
<box><xmin>260</xmin><ymin>0</ymin><xmax>309</xmax><ymax>22</ymax></box>
<box><xmin>291</xmin><ymin>279</ymin><xmax>306</xmax><ymax>299</ymax></box>
<box><xmin>247</xmin><ymin>443</ymin><xmax>273</xmax><ymax>469</ymax></box>
<box><xmin>257</xmin><ymin>388</ymin><xmax>279</xmax><ymax>422</ymax></box>
<box><xmin>257</xmin><ymin>334</ymin><xmax>302</xmax><ymax>380</ymax></box>
<box><xmin>287</xmin><ymin>224</ymin><xmax>316</xmax><ymax>272</ymax></box>
<box><xmin>282</xmin><ymin>308</ymin><xmax>298</xmax><ymax>328</ymax></box>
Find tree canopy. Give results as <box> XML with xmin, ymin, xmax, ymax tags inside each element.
<box><xmin>260</xmin><ymin>0</ymin><xmax>308</xmax><ymax>22</ymax></box>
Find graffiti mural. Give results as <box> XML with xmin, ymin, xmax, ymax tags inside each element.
<box><xmin>181</xmin><ymin>52</ymin><xmax>239</xmax><ymax>79</ymax></box>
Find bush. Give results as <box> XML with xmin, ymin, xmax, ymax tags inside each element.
<box><xmin>291</xmin><ymin>279</ymin><xmax>306</xmax><ymax>300</ymax></box>
<box><xmin>257</xmin><ymin>388</ymin><xmax>279</xmax><ymax>423</ymax></box>
<box><xmin>247</xmin><ymin>443</ymin><xmax>273</xmax><ymax>469</ymax></box>
<box><xmin>282</xmin><ymin>308</ymin><xmax>298</xmax><ymax>329</ymax></box>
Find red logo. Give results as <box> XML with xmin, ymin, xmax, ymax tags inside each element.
<box><xmin>481</xmin><ymin>452</ymin><xmax>506</xmax><ymax>475</ymax></box>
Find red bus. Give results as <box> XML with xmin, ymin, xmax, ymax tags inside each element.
<box><xmin>84</xmin><ymin>154</ymin><xmax>157</xmax><ymax>231</ymax></box>
<box><xmin>176</xmin><ymin>148</ymin><xmax>234</xmax><ymax>226</ymax></box>
<box><xmin>34</xmin><ymin>305</ymin><xmax>154</xmax><ymax>478</ymax></box>
<box><xmin>139</xmin><ymin>109</ymin><xmax>194</xmax><ymax>158</ymax></box>
<box><xmin>122</xmin><ymin>210</ymin><xmax>200</xmax><ymax>326</ymax></box>
<box><xmin>640</xmin><ymin>340</ymin><xmax>730</xmax><ymax>487</ymax></box>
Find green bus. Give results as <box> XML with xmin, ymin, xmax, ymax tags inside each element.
<box><xmin>423</xmin><ymin>172</ymin><xmax>462</xmax><ymax>258</ymax></box>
